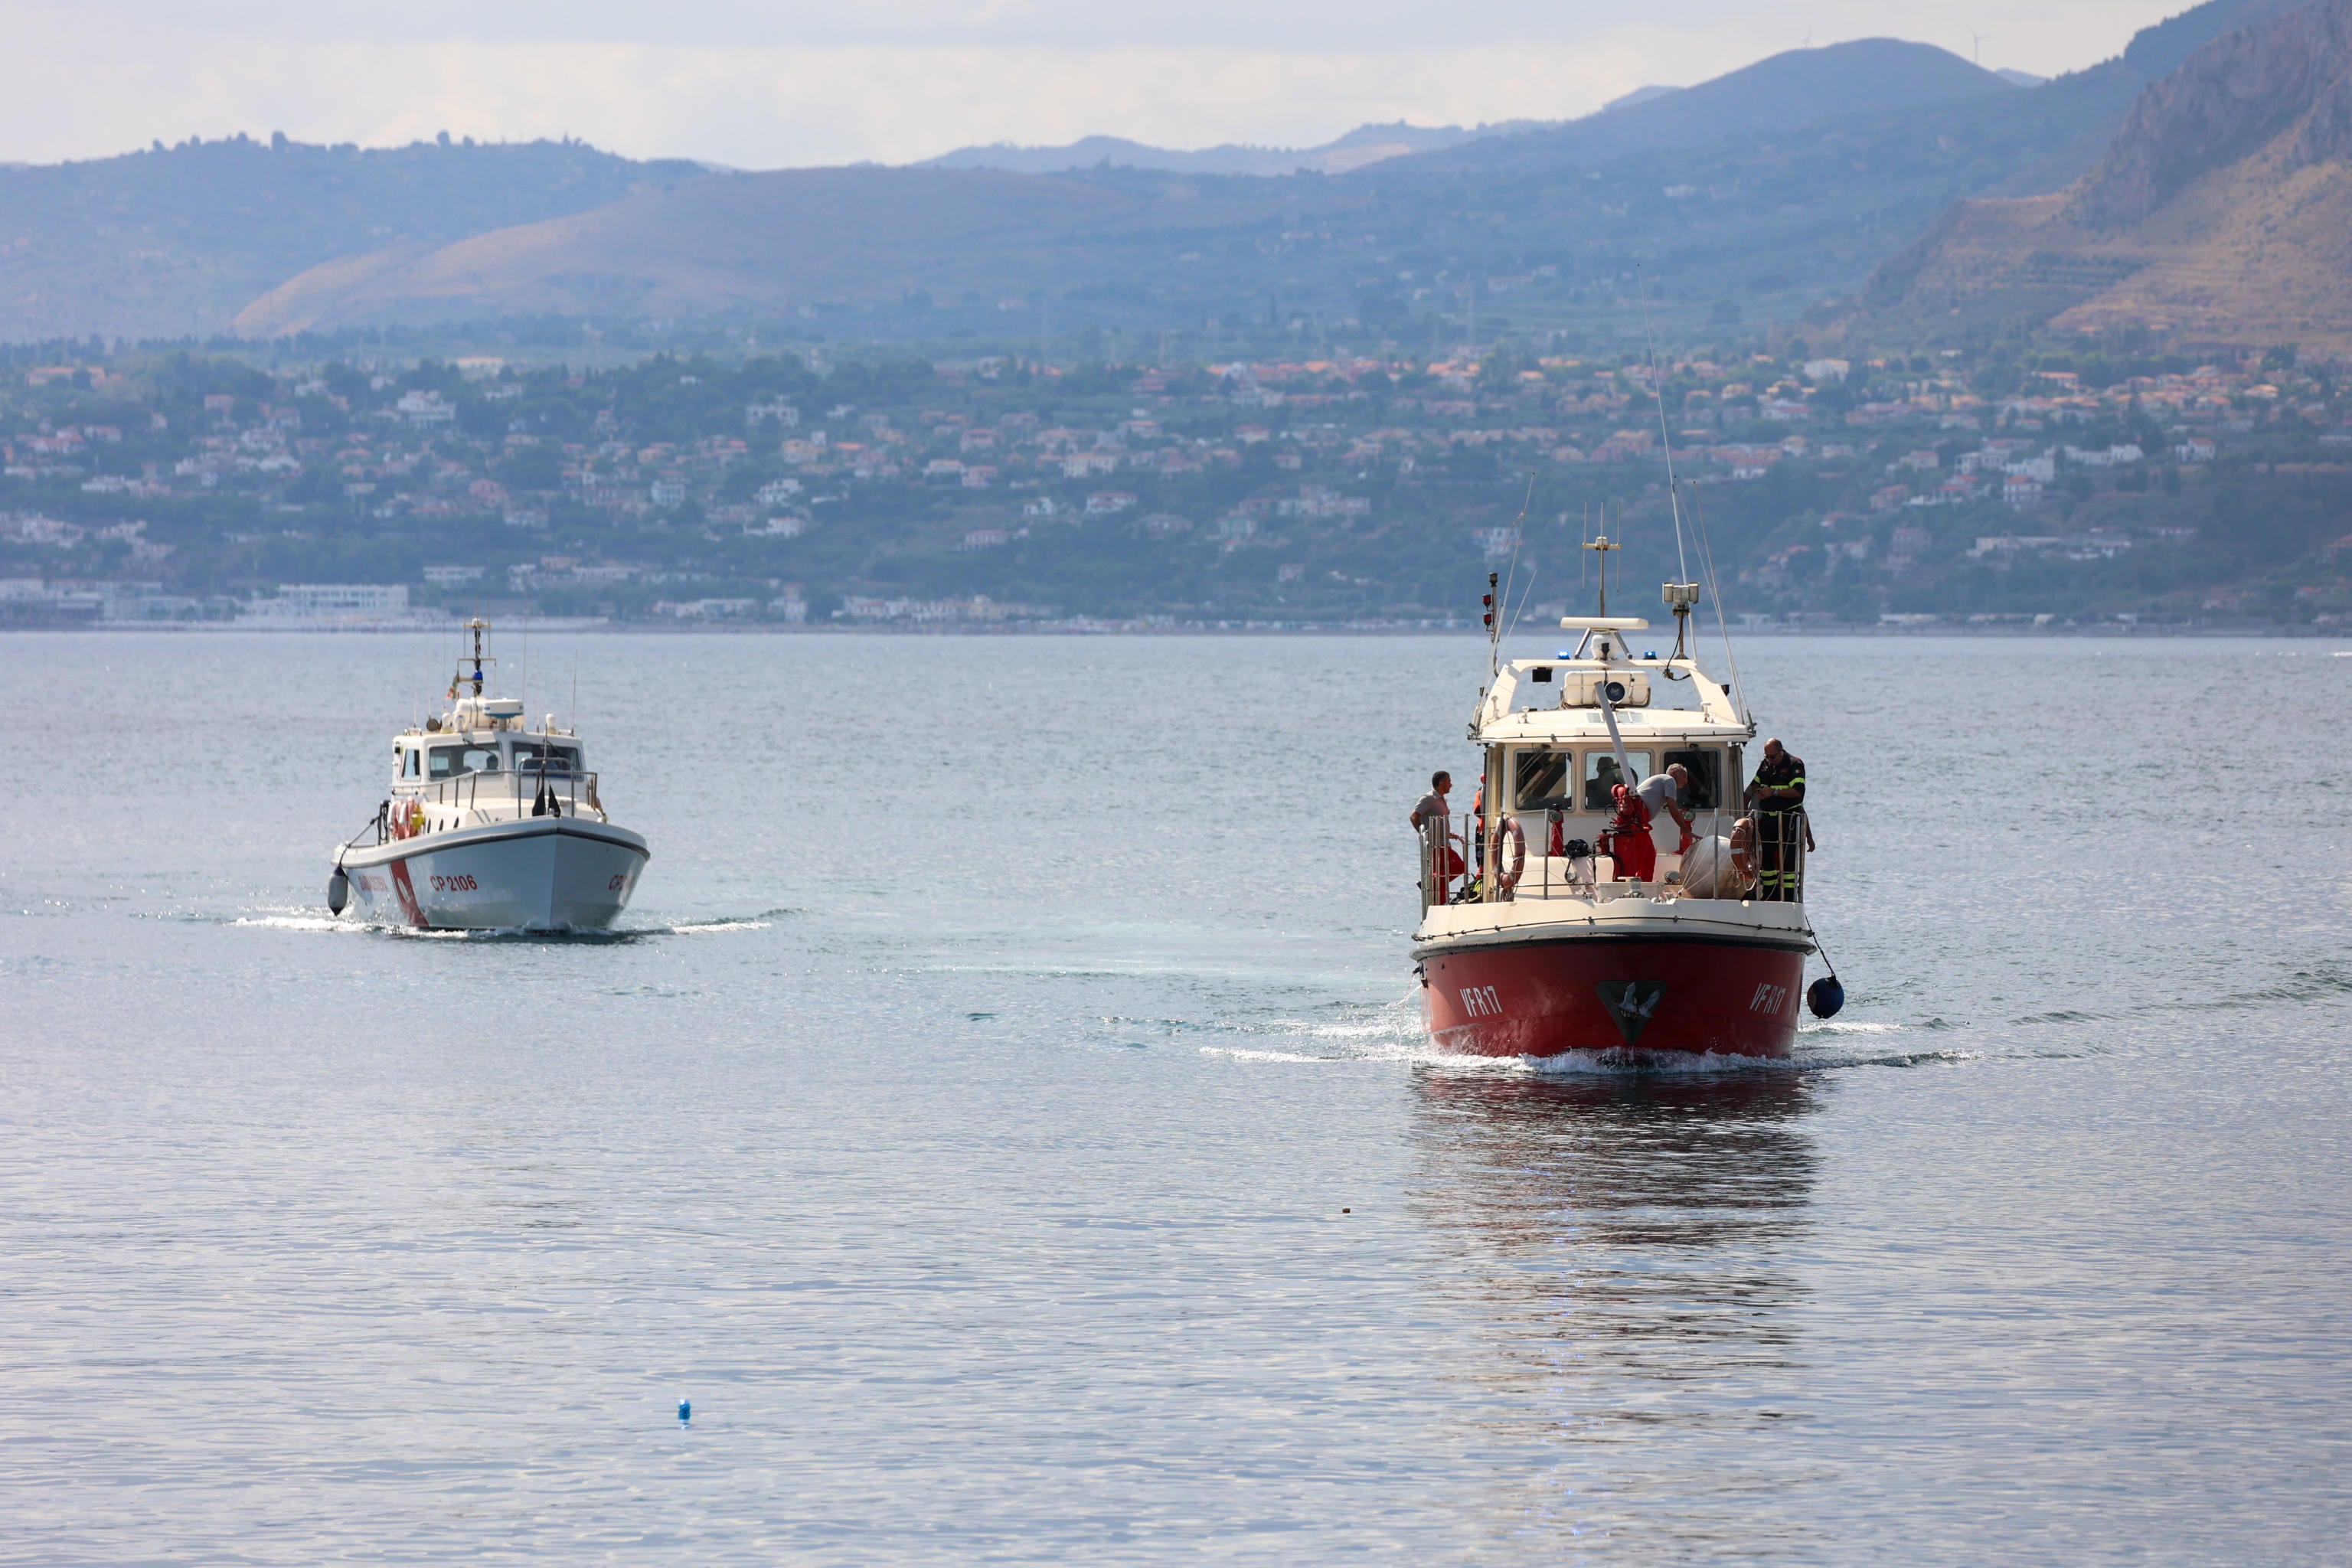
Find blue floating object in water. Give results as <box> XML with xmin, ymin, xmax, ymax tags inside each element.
<box><xmin>1807</xmin><ymin>976</ymin><xmax>1845</xmax><ymax>1019</ymax></box>
<box><xmin>678</xmin><ymin>1400</ymin><xmax>691</xmax><ymax>1424</ymax></box>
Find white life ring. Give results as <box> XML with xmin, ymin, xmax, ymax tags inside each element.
<box><xmin>1492</xmin><ymin>816</ymin><xmax>1526</xmax><ymax>894</ymax></box>
<box><xmin>1729</xmin><ymin>815</ymin><xmax>1759</xmax><ymax>881</ymax></box>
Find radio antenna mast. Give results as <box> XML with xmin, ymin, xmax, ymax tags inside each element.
<box><xmin>1637</xmin><ymin>266</ymin><xmax>1692</xmax><ymax>589</ymax></box>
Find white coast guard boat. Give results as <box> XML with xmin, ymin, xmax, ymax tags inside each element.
<box><xmin>328</xmin><ymin>620</ymin><xmax>648</xmax><ymax>931</ymax></box>
<box><xmin>1412</xmin><ymin>541</ymin><xmax>1818</xmax><ymax>1058</ymax></box>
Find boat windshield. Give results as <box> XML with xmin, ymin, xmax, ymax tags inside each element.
<box><xmin>1583</xmin><ymin>751</ymin><xmax>1651</xmax><ymax>809</ymax></box>
<box><xmin>1512</xmin><ymin>750</ymin><xmax>1574</xmax><ymax>812</ymax></box>
<box><xmin>1661</xmin><ymin>747</ymin><xmax>1723</xmax><ymax>809</ymax></box>
<box><xmin>426</xmin><ymin>742</ymin><xmax>502</xmax><ymax>779</ymax></box>
<box><xmin>512</xmin><ymin>740</ymin><xmax>582</xmax><ymax>776</ymax></box>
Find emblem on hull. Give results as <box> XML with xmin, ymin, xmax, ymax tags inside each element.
<box><xmin>1598</xmin><ymin>979</ymin><xmax>1666</xmax><ymax>1044</ymax></box>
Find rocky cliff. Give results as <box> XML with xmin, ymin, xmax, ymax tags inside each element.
<box><xmin>2074</xmin><ymin>0</ymin><xmax>2350</xmax><ymax>224</ymax></box>
<box><xmin>1860</xmin><ymin>0</ymin><xmax>2352</xmax><ymax>349</ymax></box>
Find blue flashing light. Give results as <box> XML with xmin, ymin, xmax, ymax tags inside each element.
<box><xmin>1642</xmin><ymin>649</ymin><xmax>1659</xmax><ymax>658</ymax></box>
<box><xmin>1556</xmin><ymin>648</ymin><xmax>1576</xmax><ymax>658</ymax></box>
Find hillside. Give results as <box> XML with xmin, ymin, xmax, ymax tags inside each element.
<box><xmin>231</xmin><ymin>166</ymin><xmax>1324</xmax><ymax>335</ymax></box>
<box><xmin>1860</xmin><ymin>0</ymin><xmax>2352</xmax><ymax>351</ymax></box>
<box><xmin>0</xmin><ymin>137</ymin><xmax>700</xmax><ymax>342</ymax></box>
<box><xmin>1387</xmin><ymin>39</ymin><xmax>2016</xmax><ymax>174</ymax></box>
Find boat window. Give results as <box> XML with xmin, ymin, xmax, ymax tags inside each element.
<box><xmin>1511</xmin><ymin>750</ymin><xmax>1574</xmax><ymax>812</ymax></box>
<box><xmin>1661</xmin><ymin>747</ymin><xmax>1723</xmax><ymax>810</ymax></box>
<box><xmin>512</xmin><ymin>740</ymin><xmax>581</xmax><ymax>776</ymax></box>
<box><xmin>426</xmin><ymin>743</ymin><xmax>502</xmax><ymax>779</ymax></box>
<box><xmin>1583</xmin><ymin>750</ymin><xmax>1651</xmax><ymax>810</ymax></box>
<box><xmin>400</xmin><ymin>746</ymin><xmax>420</xmax><ymax>779</ymax></box>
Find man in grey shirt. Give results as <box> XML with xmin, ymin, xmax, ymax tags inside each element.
<box><xmin>1636</xmin><ymin>763</ymin><xmax>1694</xmax><ymax>851</ymax></box>
<box><xmin>1410</xmin><ymin>770</ymin><xmax>1453</xmax><ymax>831</ymax></box>
<box><xmin>1410</xmin><ymin>769</ymin><xmax>1462</xmax><ymax>900</ymax></box>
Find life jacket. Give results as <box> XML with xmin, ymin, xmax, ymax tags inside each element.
<box><xmin>1606</xmin><ymin>782</ymin><xmax>1651</xmax><ymax>841</ymax></box>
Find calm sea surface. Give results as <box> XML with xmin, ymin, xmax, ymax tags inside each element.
<box><xmin>2</xmin><ymin>631</ymin><xmax>2348</xmax><ymax>1565</ymax></box>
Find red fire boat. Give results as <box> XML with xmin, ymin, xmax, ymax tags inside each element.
<box><xmin>1413</xmin><ymin>544</ymin><xmax>1815</xmax><ymax>1060</ymax></box>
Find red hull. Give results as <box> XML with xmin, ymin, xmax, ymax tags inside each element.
<box><xmin>1421</xmin><ymin>936</ymin><xmax>1808</xmax><ymax>1058</ymax></box>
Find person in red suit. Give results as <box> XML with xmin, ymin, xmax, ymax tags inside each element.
<box><xmin>1603</xmin><ymin>782</ymin><xmax>1656</xmax><ymax>882</ymax></box>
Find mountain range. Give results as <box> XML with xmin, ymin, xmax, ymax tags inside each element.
<box><xmin>0</xmin><ymin>0</ymin><xmax>2332</xmax><ymax>351</ymax></box>
<box><xmin>1386</xmin><ymin>38</ymin><xmax>2018</xmax><ymax>174</ymax></box>
<box><xmin>916</xmin><ymin>122</ymin><xmax>1513</xmax><ymax>178</ymax></box>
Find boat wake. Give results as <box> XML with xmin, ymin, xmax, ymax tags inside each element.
<box><xmin>1184</xmin><ymin>988</ymin><xmax>2007</xmax><ymax>1077</ymax></box>
<box><xmin>230</xmin><ymin>913</ymin><xmax>374</xmax><ymax>934</ymax></box>
<box><xmin>230</xmin><ymin>906</ymin><xmax>788</xmax><ymax>941</ymax></box>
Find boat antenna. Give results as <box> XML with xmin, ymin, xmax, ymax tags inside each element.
<box><xmin>1584</xmin><ymin>528</ymin><xmax>1620</xmax><ymax>617</ymax></box>
<box><xmin>1502</xmin><ymin>564</ymin><xmax>1540</xmax><ymax>648</ymax></box>
<box><xmin>1492</xmin><ymin>472</ymin><xmax>1535</xmax><ymax>664</ymax></box>
<box><xmin>1686</xmin><ymin>484</ymin><xmax>1749</xmax><ymax>724</ymax></box>
<box><xmin>1636</xmin><ymin>266</ymin><xmax>1694</xmax><ymax>590</ymax></box>
<box><xmin>1578</xmin><ymin>501</ymin><xmax>1589</xmax><ymax>599</ymax></box>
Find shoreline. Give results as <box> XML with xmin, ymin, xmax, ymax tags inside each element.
<box><xmin>2</xmin><ymin>620</ymin><xmax>2341</xmax><ymax>639</ymax></box>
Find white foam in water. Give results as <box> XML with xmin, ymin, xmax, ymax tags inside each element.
<box><xmin>232</xmin><ymin>913</ymin><xmax>364</xmax><ymax>933</ymax></box>
<box><xmin>1516</xmin><ymin>1046</ymin><xmax>1793</xmax><ymax>1077</ymax></box>
<box><xmin>1198</xmin><ymin>1046</ymin><xmax>1348</xmax><ymax>1064</ymax></box>
<box><xmin>237</xmin><ymin>908</ymin><xmax>774</xmax><ymax>939</ymax></box>
<box><xmin>1202</xmin><ymin>991</ymin><xmax>1796</xmax><ymax>1078</ymax></box>
<box><xmin>1203</xmin><ymin>984</ymin><xmax>1941</xmax><ymax>1081</ymax></box>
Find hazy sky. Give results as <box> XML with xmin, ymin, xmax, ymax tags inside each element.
<box><xmin>7</xmin><ymin>0</ymin><xmax>2197</xmax><ymax>167</ymax></box>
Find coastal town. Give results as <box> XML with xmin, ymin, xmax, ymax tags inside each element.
<box><xmin>4</xmin><ymin>338</ymin><xmax>2347</xmax><ymax>628</ymax></box>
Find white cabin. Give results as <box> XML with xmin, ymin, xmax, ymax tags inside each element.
<box><xmin>1436</xmin><ymin>610</ymin><xmax>1764</xmax><ymax>903</ymax></box>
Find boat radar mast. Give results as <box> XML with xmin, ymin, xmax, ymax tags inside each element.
<box><xmin>1585</xmin><ymin>531</ymin><xmax>1619</xmax><ymax>616</ymax></box>
<box><xmin>459</xmin><ymin>616</ymin><xmax>494</xmax><ymax>699</ymax></box>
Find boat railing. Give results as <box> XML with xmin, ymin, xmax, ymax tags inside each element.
<box><xmin>1417</xmin><ymin>808</ymin><xmax>1808</xmax><ymax>909</ymax></box>
<box><xmin>379</xmin><ymin>766</ymin><xmax>603</xmax><ymax>841</ymax></box>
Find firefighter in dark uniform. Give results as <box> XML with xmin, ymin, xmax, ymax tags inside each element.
<box><xmin>1743</xmin><ymin>737</ymin><xmax>1807</xmax><ymax>901</ymax></box>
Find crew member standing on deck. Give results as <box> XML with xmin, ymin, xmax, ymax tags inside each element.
<box><xmin>1410</xmin><ymin>771</ymin><xmax>1463</xmax><ymax>898</ymax></box>
<box><xmin>1409</xmin><ymin>771</ymin><xmax>1452</xmax><ymax>834</ymax></box>
<box><xmin>1743</xmin><ymin>739</ymin><xmax>1808</xmax><ymax>900</ymax></box>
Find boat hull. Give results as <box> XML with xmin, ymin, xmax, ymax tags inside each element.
<box><xmin>1419</xmin><ymin>932</ymin><xmax>1808</xmax><ymax>1059</ymax></box>
<box><xmin>339</xmin><ymin>819</ymin><xmax>648</xmax><ymax>932</ymax></box>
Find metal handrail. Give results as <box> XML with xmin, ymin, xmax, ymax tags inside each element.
<box><xmin>380</xmin><ymin>766</ymin><xmax>604</xmax><ymax>840</ymax></box>
<box><xmin>1419</xmin><ymin>805</ymin><xmax>1805</xmax><ymax>910</ymax></box>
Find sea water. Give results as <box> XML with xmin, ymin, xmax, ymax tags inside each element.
<box><xmin>1</xmin><ymin>632</ymin><xmax>2347</xmax><ymax>1564</ymax></box>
